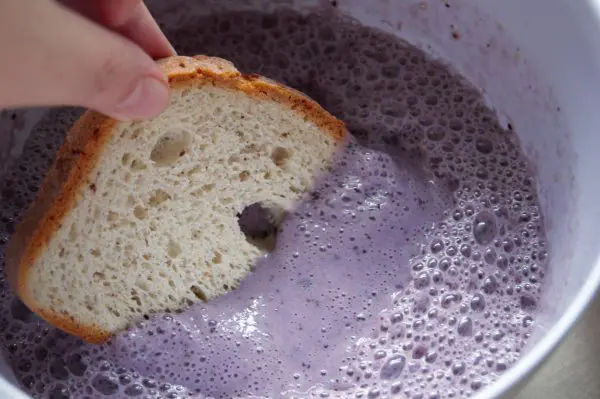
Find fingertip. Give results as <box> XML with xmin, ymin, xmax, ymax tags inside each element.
<box><xmin>110</xmin><ymin>76</ymin><xmax>170</xmax><ymax>121</ymax></box>
<box><xmin>118</xmin><ymin>4</ymin><xmax>176</xmax><ymax>59</ymax></box>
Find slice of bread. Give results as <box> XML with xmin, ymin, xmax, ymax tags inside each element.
<box><xmin>5</xmin><ymin>55</ymin><xmax>346</xmax><ymax>343</ymax></box>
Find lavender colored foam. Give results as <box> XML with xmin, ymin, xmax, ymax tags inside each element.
<box><xmin>0</xmin><ymin>4</ymin><xmax>549</xmax><ymax>399</ymax></box>
<box><xmin>110</xmin><ymin>138</ymin><xmax>447</xmax><ymax>398</ymax></box>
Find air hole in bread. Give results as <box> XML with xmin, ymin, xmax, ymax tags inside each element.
<box><xmin>212</xmin><ymin>252</ymin><xmax>223</xmax><ymax>264</ymax></box>
<box><xmin>68</xmin><ymin>224</ymin><xmax>77</xmax><ymax>242</ymax></box>
<box><xmin>93</xmin><ymin>272</ymin><xmax>106</xmax><ymax>283</ymax></box>
<box><xmin>150</xmin><ymin>129</ymin><xmax>192</xmax><ymax>167</ymax></box>
<box><xmin>131</xmin><ymin>128</ymin><xmax>143</xmax><ymax>140</ymax></box>
<box><xmin>108</xmin><ymin>307</ymin><xmax>121</xmax><ymax>318</ymax></box>
<box><xmin>121</xmin><ymin>153</ymin><xmax>131</xmax><ymax>166</ymax></box>
<box><xmin>107</xmin><ymin>211</ymin><xmax>119</xmax><ymax>222</ymax></box>
<box><xmin>191</xmin><ymin>183</ymin><xmax>214</xmax><ymax>198</ymax></box>
<box><xmin>136</xmin><ymin>281</ymin><xmax>149</xmax><ymax>292</ymax></box>
<box><xmin>237</xmin><ymin>202</ymin><xmax>285</xmax><ymax>253</ymax></box>
<box><xmin>167</xmin><ymin>241</ymin><xmax>181</xmax><ymax>258</ymax></box>
<box><xmin>239</xmin><ymin>171</ymin><xmax>250</xmax><ymax>181</ymax></box>
<box><xmin>133</xmin><ymin>205</ymin><xmax>147</xmax><ymax>220</ymax></box>
<box><xmin>190</xmin><ymin>285</ymin><xmax>207</xmax><ymax>301</ymax></box>
<box><xmin>186</xmin><ymin>166</ymin><xmax>202</xmax><ymax>176</ymax></box>
<box><xmin>271</xmin><ymin>147</ymin><xmax>291</xmax><ymax>167</ymax></box>
<box><xmin>148</xmin><ymin>189</ymin><xmax>171</xmax><ymax>207</ymax></box>
<box><xmin>130</xmin><ymin>159</ymin><xmax>147</xmax><ymax>172</ymax></box>
<box><xmin>126</xmin><ymin>195</ymin><xmax>136</xmax><ymax>207</ymax></box>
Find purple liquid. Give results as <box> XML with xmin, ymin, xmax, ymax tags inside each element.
<box><xmin>110</xmin><ymin>139</ymin><xmax>447</xmax><ymax>397</ymax></box>
<box><xmin>0</xmin><ymin>4</ymin><xmax>548</xmax><ymax>399</ymax></box>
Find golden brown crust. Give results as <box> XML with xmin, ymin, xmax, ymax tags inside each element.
<box><xmin>162</xmin><ymin>56</ymin><xmax>346</xmax><ymax>141</ymax></box>
<box><xmin>4</xmin><ymin>55</ymin><xmax>346</xmax><ymax>344</ymax></box>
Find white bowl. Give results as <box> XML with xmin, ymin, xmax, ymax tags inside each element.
<box><xmin>2</xmin><ymin>0</ymin><xmax>600</xmax><ymax>397</ymax></box>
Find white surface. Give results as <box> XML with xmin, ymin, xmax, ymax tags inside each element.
<box><xmin>516</xmin><ymin>293</ymin><xmax>600</xmax><ymax>399</ymax></box>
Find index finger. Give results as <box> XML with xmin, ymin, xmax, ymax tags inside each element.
<box><xmin>58</xmin><ymin>0</ymin><xmax>176</xmax><ymax>59</ymax></box>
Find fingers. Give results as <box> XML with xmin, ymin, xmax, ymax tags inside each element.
<box><xmin>0</xmin><ymin>0</ymin><xmax>170</xmax><ymax>121</ymax></box>
<box><xmin>59</xmin><ymin>0</ymin><xmax>176</xmax><ymax>59</ymax></box>
<box><xmin>112</xmin><ymin>2</ymin><xmax>177</xmax><ymax>59</ymax></box>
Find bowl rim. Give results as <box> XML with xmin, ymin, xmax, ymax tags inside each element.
<box><xmin>473</xmin><ymin>3</ymin><xmax>600</xmax><ymax>389</ymax></box>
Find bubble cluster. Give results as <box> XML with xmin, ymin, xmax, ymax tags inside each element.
<box><xmin>98</xmin><ymin>137</ymin><xmax>445</xmax><ymax>398</ymax></box>
<box><xmin>0</xmin><ymin>2</ymin><xmax>548</xmax><ymax>399</ymax></box>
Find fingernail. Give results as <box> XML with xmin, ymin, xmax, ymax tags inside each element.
<box><xmin>167</xmin><ymin>42</ymin><xmax>178</xmax><ymax>56</ymax></box>
<box><xmin>115</xmin><ymin>77</ymin><xmax>170</xmax><ymax>121</ymax></box>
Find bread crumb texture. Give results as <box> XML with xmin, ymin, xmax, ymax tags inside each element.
<box><xmin>9</xmin><ymin>56</ymin><xmax>345</xmax><ymax>342</ymax></box>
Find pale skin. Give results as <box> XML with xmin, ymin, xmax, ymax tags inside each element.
<box><xmin>0</xmin><ymin>0</ymin><xmax>175</xmax><ymax>121</ymax></box>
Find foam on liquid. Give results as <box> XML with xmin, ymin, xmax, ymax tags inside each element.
<box><xmin>0</xmin><ymin>5</ymin><xmax>548</xmax><ymax>399</ymax></box>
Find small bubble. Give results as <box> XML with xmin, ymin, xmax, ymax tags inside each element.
<box><xmin>497</xmin><ymin>255</ymin><xmax>509</xmax><ymax>269</ymax></box>
<box><xmin>470</xmin><ymin>294</ymin><xmax>486</xmax><ymax>312</ymax></box>
<box><xmin>49</xmin><ymin>358</ymin><xmax>69</xmax><ymax>381</ymax></box>
<box><xmin>476</xmin><ymin>138</ymin><xmax>494</xmax><ymax>154</ymax></box>
<box><xmin>459</xmin><ymin>244</ymin><xmax>471</xmax><ymax>258</ymax></box>
<box><xmin>390</xmin><ymin>312</ymin><xmax>404</xmax><ymax>324</ymax></box>
<box><xmin>482</xmin><ymin>276</ymin><xmax>498</xmax><ymax>294</ymax></box>
<box><xmin>430</xmin><ymin>239</ymin><xmax>444</xmax><ymax>253</ymax></box>
<box><xmin>142</xmin><ymin>378</ymin><xmax>157</xmax><ymax>389</ymax></box>
<box><xmin>452</xmin><ymin>209</ymin><xmax>464</xmax><ymax>221</ymax></box>
<box><xmin>425</xmin><ymin>350</ymin><xmax>438</xmax><ymax>363</ymax></box>
<box><xmin>445</xmin><ymin>245</ymin><xmax>458</xmax><ymax>256</ymax></box>
<box><xmin>439</xmin><ymin>258</ymin><xmax>451</xmax><ymax>271</ymax></box>
<box><xmin>119</xmin><ymin>374</ymin><xmax>132</xmax><ymax>385</ymax></box>
<box><xmin>451</xmin><ymin>362</ymin><xmax>466</xmax><ymax>376</ymax></box>
<box><xmin>520</xmin><ymin>295</ymin><xmax>537</xmax><ymax>311</ymax></box>
<box><xmin>427</xmin><ymin>308</ymin><xmax>438</xmax><ymax>319</ymax></box>
<box><xmin>457</xmin><ymin>317</ymin><xmax>473</xmax><ymax>336</ymax></box>
<box><xmin>415</xmin><ymin>272</ymin><xmax>431</xmax><ymax>289</ymax></box>
<box><xmin>496</xmin><ymin>361</ymin><xmax>508</xmax><ymax>371</ymax></box>
<box><xmin>484</xmin><ymin>248</ymin><xmax>497</xmax><ymax>265</ymax></box>
<box><xmin>380</xmin><ymin>355</ymin><xmax>406</xmax><ymax>380</ymax></box>
<box><xmin>390</xmin><ymin>382</ymin><xmax>403</xmax><ymax>394</ymax></box>
<box><xmin>492</xmin><ymin>330</ymin><xmax>505</xmax><ymax>341</ymax></box>
<box><xmin>473</xmin><ymin>211</ymin><xmax>497</xmax><ymax>245</ymax></box>
<box><xmin>92</xmin><ymin>375</ymin><xmax>119</xmax><ymax>395</ymax></box>
<box><xmin>427</xmin><ymin>126</ymin><xmax>446</xmax><ymax>141</ymax></box>
<box><xmin>49</xmin><ymin>384</ymin><xmax>69</xmax><ymax>399</ymax></box>
<box><xmin>522</xmin><ymin>316</ymin><xmax>534</xmax><ymax>328</ymax></box>
<box><xmin>124</xmin><ymin>384</ymin><xmax>144</xmax><ymax>396</ymax></box>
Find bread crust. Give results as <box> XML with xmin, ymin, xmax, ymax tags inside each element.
<box><xmin>4</xmin><ymin>55</ymin><xmax>346</xmax><ymax>343</ymax></box>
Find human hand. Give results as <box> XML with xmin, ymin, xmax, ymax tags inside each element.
<box><xmin>0</xmin><ymin>0</ymin><xmax>176</xmax><ymax>121</ymax></box>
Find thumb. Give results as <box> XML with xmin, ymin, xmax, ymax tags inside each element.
<box><xmin>0</xmin><ymin>0</ymin><xmax>170</xmax><ymax>121</ymax></box>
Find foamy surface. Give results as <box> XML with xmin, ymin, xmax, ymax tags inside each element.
<box><xmin>0</xmin><ymin>5</ymin><xmax>547</xmax><ymax>399</ymax></box>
